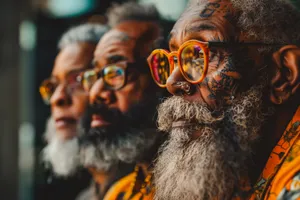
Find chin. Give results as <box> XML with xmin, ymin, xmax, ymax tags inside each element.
<box><xmin>57</xmin><ymin>129</ymin><xmax>77</xmax><ymax>140</ymax></box>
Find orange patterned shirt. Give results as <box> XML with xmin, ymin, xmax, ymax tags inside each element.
<box><xmin>104</xmin><ymin>165</ymin><xmax>154</xmax><ymax>200</ymax></box>
<box><xmin>250</xmin><ymin>107</ymin><xmax>300</xmax><ymax>200</ymax></box>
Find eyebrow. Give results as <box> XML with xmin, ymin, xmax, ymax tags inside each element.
<box><xmin>92</xmin><ymin>55</ymin><xmax>128</xmax><ymax>68</ymax></box>
<box><xmin>65</xmin><ymin>68</ymin><xmax>87</xmax><ymax>77</ymax></box>
<box><xmin>186</xmin><ymin>23</ymin><xmax>217</xmax><ymax>33</ymax></box>
<box><xmin>107</xmin><ymin>55</ymin><xmax>128</xmax><ymax>64</ymax></box>
<box><xmin>50</xmin><ymin>68</ymin><xmax>86</xmax><ymax>81</ymax></box>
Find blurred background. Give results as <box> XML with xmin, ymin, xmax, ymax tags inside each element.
<box><xmin>0</xmin><ymin>0</ymin><xmax>189</xmax><ymax>199</ymax></box>
<box><xmin>4</xmin><ymin>0</ymin><xmax>299</xmax><ymax>199</ymax></box>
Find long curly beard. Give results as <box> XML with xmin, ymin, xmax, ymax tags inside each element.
<box><xmin>154</xmin><ymin>82</ymin><xmax>274</xmax><ymax>200</ymax></box>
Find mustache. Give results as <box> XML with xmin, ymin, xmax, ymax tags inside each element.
<box><xmin>79</xmin><ymin>104</ymin><xmax>124</xmax><ymax>145</ymax></box>
<box><xmin>81</xmin><ymin>99</ymin><xmax>158</xmax><ymax>132</ymax></box>
<box><xmin>157</xmin><ymin>96</ymin><xmax>224</xmax><ymax>132</ymax></box>
<box><xmin>80</xmin><ymin>104</ymin><xmax>123</xmax><ymax>132</ymax></box>
<box><xmin>80</xmin><ymin>99</ymin><xmax>159</xmax><ymax>144</ymax></box>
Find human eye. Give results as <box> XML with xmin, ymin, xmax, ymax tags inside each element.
<box><xmin>103</xmin><ymin>65</ymin><xmax>125</xmax><ymax>89</ymax></box>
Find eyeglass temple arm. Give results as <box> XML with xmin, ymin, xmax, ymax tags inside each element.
<box><xmin>207</xmin><ymin>41</ymin><xmax>291</xmax><ymax>48</ymax></box>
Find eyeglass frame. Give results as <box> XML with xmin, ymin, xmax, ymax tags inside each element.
<box><xmin>77</xmin><ymin>58</ymin><xmax>150</xmax><ymax>91</ymax></box>
<box><xmin>147</xmin><ymin>39</ymin><xmax>287</xmax><ymax>88</ymax></box>
<box><xmin>39</xmin><ymin>69</ymin><xmax>88</xmax><ymax>105</ymax></box>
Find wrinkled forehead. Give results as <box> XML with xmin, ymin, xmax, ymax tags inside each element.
<box><xmin>170</xmin><ymin>0</ymin><xmax>238</xmax><ymax>46</ymax></box>
<box><xmin>94</xmin><ymin>29</ymin><xmax>137</xmax><ymax>63</ymax></box>
<box><xmin>52</xmin><ymin>42</ymin><xmax>95</xmax><ymax>77</ymax></box>
<box><xmin>97</xmin><ymin>29</ymin><xmax>137</xmax><ymax>52</ymax></box>
<box><xmin>94</xmin><ymin>21</ymin><xmax>160</xmax><ymax>64</ymax></box>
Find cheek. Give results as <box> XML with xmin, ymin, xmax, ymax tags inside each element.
<box><xmin>208</xmin><ymin>70</ymin><xmax>240</xmax><ymax>99</ymax></box>
<box><xmin>199</xmin><ymin>59</ymin><xmax>242</xmax><ymax>107</ymax></box>
<box><xmin>114</xmin><ymin>76</ymin><xmax>150</xmax><ymax>113</ymax></box>
<box><xmin>70</xmin><ymin>93</ymin><xmax>89</xmax><ymax>117</ymax></box>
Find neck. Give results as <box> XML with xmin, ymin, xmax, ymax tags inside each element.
<box><xmin>249</xmin><ymin>100</ymin><xmax>299</xmax><ymax>185</ymax></box>
<box><xmin>138</xmin><ymin>162</ymin><xmax>152</xmax><ymax>176</ymax></box>
<box><xmin>89</xmin><ymin>163</ymin><xmax>133</xmax><ymax>198</ymax></box>
<box><xmin>89</xmin><ymin>167</ymin><xmax>116</xmax><ymax>198</ymax></box>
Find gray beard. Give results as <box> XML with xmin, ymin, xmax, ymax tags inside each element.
<box><xmin>154</xmin><ymin>83</ymin><xmax>274</xmax><ymax>200</ymax></box>
<box><xmin>42</xmin><ymin>117</ymin><xmax>81</xmax><ymax>177</ymax></box>
<box><xmin>79</xmin><ymin>127</ymin><xmax>160</xmax><ymax>172</ymax></box>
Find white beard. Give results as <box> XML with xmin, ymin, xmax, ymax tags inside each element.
<box><xmin>79</xmin><ymin>128</ymin><xmax>159</xmax><ymax>172</ymax></box>
<box><xmin>42</xmin><ymin>117</ymin><xmax>81</xmax><ymax>177</ymax></box>
<box><xmin>154</xmin><ymin>83</ymin><xmax>274</xmax><ymax>200</ymax></box>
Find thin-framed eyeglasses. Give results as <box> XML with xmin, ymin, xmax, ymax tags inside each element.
<box><xmin>39</xmin><ymin>70</ymin><xmax>86</xmax><ymax>105</ymax></box>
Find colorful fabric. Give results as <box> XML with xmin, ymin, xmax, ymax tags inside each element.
<box><xmin>103</xmin><ymin>165</ymin><xmax>154</xmax><ymax>200</ymax></box>
<box><xmin>250</xmin><ymin>107</ymin><xmax>300</xmax><ymax>200</ymax></box>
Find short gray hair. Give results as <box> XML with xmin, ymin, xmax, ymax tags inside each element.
<box><xmin>187</xmin><ymin>0</ymin><xmax>300</xmax><ymax>45</ymax></box>
<box><xmin>107</xmin><ymin>2</ymin><xmax>160</xmax><ymax>28</ymax></box>
<box><xmin>58</xmin><ymin>23</ymin><xmax>108</xmax><ymax>49</ymax></box>
<box><xmin>231</xmin><ymin>0</ymin><xmax>300</xmax><ymax>44</ymax></box>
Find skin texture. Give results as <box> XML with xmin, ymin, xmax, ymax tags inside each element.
<box><xmin>81</xmin><ymin>20</ymin><xmax>163</xmax><ymax>196</ymax></box>
<box><xmin>50</xmin><ymin>42</ymin><xmax>95</xmax><ymax>139</ymax></box>
<box><xmin>154</xmin><ymin>0</ymin><xmax>300</xmax><ymax>199</ymax></box>
<box><xmin>167</xmin><ymin>0</ymin><xmax>265</xmax><ymax>110</ymax></box>
<box><xmin>90</xmin><ymin>20</ymin><xmax>160</xmax><ymax>125</ymax></box>
<box><xmin>167</xmin><ymin>0</ymin><xmax>300</xmax><ymax>139</ymax></box>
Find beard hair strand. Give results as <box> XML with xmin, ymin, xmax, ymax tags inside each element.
<box><xmin>154</xmin><ymin>82</ymin><xmax>274</xmax><ymax>200</ymax></box>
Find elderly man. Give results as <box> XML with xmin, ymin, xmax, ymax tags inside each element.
<box><xmin>147</xmin><ymin>0</ymin><xmax>300</xmax><ymax>199</ymax></box>
<box><xmin>78</xmin><ymin>2</ymin><xmax>166</xmax><ymax>199</ymax></box>
<box><xmin>40</xmin><ymin>23</ymin><xmax>108</xmax><ymax>176</ymax></box>
<box><xmin>39</xmin><ymin>24</ymin><xmax>107</xmax><ymax>200</ymax></box>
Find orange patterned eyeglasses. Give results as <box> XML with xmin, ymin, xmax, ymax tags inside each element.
<box><xmin>147</xmin><ymin>39</ymin><xmax>286</xmax><ymax>87</ymax></box>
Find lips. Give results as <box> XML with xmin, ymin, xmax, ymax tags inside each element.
<box><xmin>91</xmin><ymin>114</ymin><xmax>111</xmax><ymax>128</ymax></box>
<box><xmin>55</xmin><ymin>117</ymin><xmax>77</xmax><ymax>129</ymax></box>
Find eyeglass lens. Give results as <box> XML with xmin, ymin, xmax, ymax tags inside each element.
<box><xmin>180</xmin><ymin>43</ymin><xmax>205</xmax><ymax>82</ymax></box>
<box><xmin>82</xmin><ymin>65</ymin><xmax>126</xmax><ymax>91</ymax></box>
<box><xmin>149</xmin><ymin>52</ymin><xmax>170</xmax><ymax>86</ymax></box>
<box><xmin>149</xmin><ymin>43</ymin><xmax>206</xmax><ymax>86</ymax></box>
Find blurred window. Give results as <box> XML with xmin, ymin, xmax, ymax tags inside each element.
<box><xmin>139</xmin><ymin>0</ymin><xmax>189</xmax><ymax>21</ymax></box>
<box><xmin>45</xmin><ymin>0</ymin><xmax>96</xmax><ymax>18</ymax></box>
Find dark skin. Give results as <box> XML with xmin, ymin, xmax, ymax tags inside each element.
<box><xmin>167</xmin><ymin>0</ymin><xmax>300</xmax><ymax>185</ymax></box>
<box><xmin>88</xmin><ymin>20</ymin><xmax>161</xmax><ymax>194</ymax></box>
<box><xmin>90</xmin><ymin>21</ymin><xmax>160</xmax><ymax>125</ymax></box>
<box><xmin>50</xmin><ymin>43</ymin><xmax>95</xmax><ymax>139</ymax></box>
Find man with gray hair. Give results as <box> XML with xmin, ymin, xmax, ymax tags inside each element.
<box><xmin>41</xmin><ymin>23</ymin><xmax>108</xmax><ymax>177</ymax></box>
<box><xmin>78</xmin><ymin>2</ymin><xmax>168</xmax><ymax>199</ymax></box>
<box><xmin>146</xmin><ymin>0</ymin><xmax>300</xmax><ymax>199</ymax></box>
<box><xmin>39</xmin><ymin>23</ymin><xmax>107</xmax><ymax>199</ymax></box>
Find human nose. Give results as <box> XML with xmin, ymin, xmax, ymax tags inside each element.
<box><xmin>166</xmin><ymin>66</ymin><xmax>194</xmax><ymax>96</ymax></box>
<box><xmin>89</xmin><ymin>78</ymin><xmax>114</xmax><ymax>106</ymax></box>
<box><xmin>50</xmin><ymin>84</ymin><xmax>71</xmax><ymax>107</ymax></box>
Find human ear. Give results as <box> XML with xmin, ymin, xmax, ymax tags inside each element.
<box><xmin>270</xmin><ymin>45</ymin><xmax>300</xmax><ymax>104</ymax></box>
